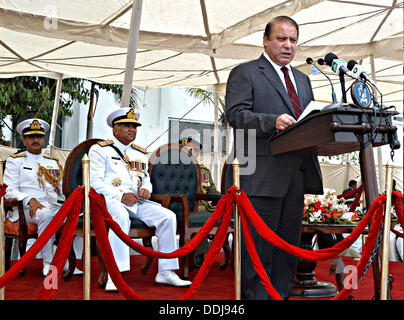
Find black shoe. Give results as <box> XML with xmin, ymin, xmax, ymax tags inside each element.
<box><xmin>195</xmin><ymin>254</ymin><xmax>205</xmax><ymax>268</ymax></box>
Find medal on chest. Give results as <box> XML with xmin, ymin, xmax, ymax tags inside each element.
<box><xmin>112</xmin><ymin>177</ymin><xmax>122</xmax><ymax>187</ymax></box>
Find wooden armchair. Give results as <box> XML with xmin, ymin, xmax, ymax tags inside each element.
<box><xmin>62</xmin><ymin>138</ymin><xmax>156</xmax><ymax>287</ymax></box>
<box><xmin>2</xmin><ymin>158</ymin><xmax>71</xmax><ymax>277</ymax></box>
<box><xmin>148</xmin><ymin>143</ymin><xmax>232</xmax><ymax>279</ymax></box>
<box><xmin>3</xmin><ymin>197</ymin><xmax>38</xmax><ymax>276</ymax></box>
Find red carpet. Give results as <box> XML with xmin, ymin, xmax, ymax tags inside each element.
<box><xmin>3</xmin><ymin>255</ymin><xmax>403</xmax><ymax>300</ymax></box>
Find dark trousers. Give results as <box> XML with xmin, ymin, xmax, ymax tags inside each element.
<box><xmin>240</xmin><ymin>166</ymin><xmax>305</xmax><ymax>300</ymax></box>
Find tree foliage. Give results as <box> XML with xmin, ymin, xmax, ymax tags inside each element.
<box><xmin>0</xmin><ymin>76</ymin><xmax>140</xmax><ymax>144</ymax></box>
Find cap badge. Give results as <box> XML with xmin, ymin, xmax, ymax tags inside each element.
<box><xmin>30</xmin><ymin>120</ymin><xmax>41</xmax><ymax>130</ymax></box>
<box><xmin>127</xmin><ymin>109</ymin><xmax>136</xmax><ymax>120</ymax></box>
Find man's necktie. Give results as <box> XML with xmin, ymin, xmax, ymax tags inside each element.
<box><xmin>281</xmin><ymin>66</ymin><xmax>302</xmax><ymax>118</ymax></box>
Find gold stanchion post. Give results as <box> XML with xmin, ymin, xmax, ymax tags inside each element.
<box><xmin>82</xmin><ymin>154</ymin><xmax>91</xmax><ymax>300</ymax></box>
<box><xmin>380</xmin><ymin>161</ymin><xmax>394</xmax><ymax>300</ymax></box>
<box><xmin>0</xmin><ymin>157</ymin><xmax>5</xmax><ymax>300</ymax></box>
<box><xmin>232</xmin><ymin>158</ymin><xmax>241</xmax><ymax>300</ymax></box>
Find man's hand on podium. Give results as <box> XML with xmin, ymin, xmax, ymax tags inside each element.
<box><xmin>276</xmin><ymin>113</ymin><xmax>296</xmax><ymax>131</ymax></box>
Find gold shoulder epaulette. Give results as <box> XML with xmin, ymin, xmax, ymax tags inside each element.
<box><xmin>43</xmin><ymin>155</ymin><xmax>60</xmax><ymax>162</ymax></box>
<box><xmin>10</xmin><ymin>152</ymin><xmax>26</xmax><ymax>158</ymax></box>
<box><xmin>131</xmin><ymin>144</ymin><xmax>147</xmax><ymax>154</ymax></box>
<box><xmin>98</xmin><ymin>139</ymin><xmax>114</xmax><ymax>147</ymax></box>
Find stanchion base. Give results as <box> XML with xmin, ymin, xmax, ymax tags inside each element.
<box><xmin>290</xmin><ymin>280</ymin><xmax>337</xmax><ymax>298</ymax></box>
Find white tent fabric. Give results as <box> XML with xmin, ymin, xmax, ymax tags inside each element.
<box><xmin>0</xmin><ymin>0</ymin><xmax>402</xmax><ymax>114</ymax></box>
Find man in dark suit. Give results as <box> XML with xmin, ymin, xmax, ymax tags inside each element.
<box><xmin>225</xmin><ymin>16</ymin><xmax>323</xmax><ymax>299</ymax></box>
<box><xmin>342</xmin><ymin>179</ymin><xmax>358</xmax><ymax>205</ymax></box>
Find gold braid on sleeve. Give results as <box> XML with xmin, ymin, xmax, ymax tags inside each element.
<box><xmin>37</xmin><ymin>161</ymin><xmax>64</xmax><ymax>194</ymax></box>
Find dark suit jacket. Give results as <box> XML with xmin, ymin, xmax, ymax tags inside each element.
<box><xmin>225</xmin><ymin>54</ymin><xmax>323</xmax><ymax>198</ymax></box>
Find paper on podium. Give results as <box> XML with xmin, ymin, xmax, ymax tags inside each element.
<box><xmin>297</xmin><ymin>101</ymin><xmax>328</xmax><ymax>122</ymax></box>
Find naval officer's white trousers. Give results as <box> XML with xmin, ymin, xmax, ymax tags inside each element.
<box><xmin>23</xmin><ymin>202</ymin><xmax>60</xmax><ymax>266</ymax></box>
<box><xmin>106</xmin><ymin>199</ymin><xmax>179</xmax><ymax>273</ymax></box>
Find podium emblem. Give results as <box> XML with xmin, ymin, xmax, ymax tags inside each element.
<box><xmin>351</xmin><ymin>80</ymin><xmax>371</xmax><ymax>108</ymax></box>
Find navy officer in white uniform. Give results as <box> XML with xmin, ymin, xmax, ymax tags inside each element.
<box><xmin>3</xmin><ymin>118</ymin><xmax>65</xmax><ymax>276</ymax></box>
<box><xmin>89</xmin><ymin>107</ymin><xmax>192</xmax><ymax>291</ymax></box>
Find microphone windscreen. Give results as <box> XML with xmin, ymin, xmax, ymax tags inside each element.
<box><xmin>324</xmin><ymin>53</ymin><xmax>338</xmax><ymax>67</ymax></box>
<box><xmin>317</xmin><ymin>58</ymin><xmax>325</xmax><ymax>65</ymax></box>
<box><xmin>347</xmin><ymin>60</ymin><xmax>358</xmax><ymax>71</ymax></box>
<box><xmin>306</xmin><ymin>57</ymin><xmax>313</xmax><ymax>64</ymax></box>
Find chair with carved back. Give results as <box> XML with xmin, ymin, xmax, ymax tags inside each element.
<box><xmin>148</xmin><ymin>143</ymin><xmax>232</xmax><ymax>278</ymax></box>
<box><xmin>2</xmin><ymin>155</ymin><xmax>71</xmax><ymax>277</ymax></box>
<box><xmin>3</xmin><ymin>155</ymin><xmax>38</xmax><ymax>276</ymax></box>
<box><xmin>62</xmin><ymin>138</ymin><xmax>157</xmax><ymax>287</ymax></box>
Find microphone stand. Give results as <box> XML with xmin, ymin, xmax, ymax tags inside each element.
<box><xmin>310</xmin><ymin>61</ymin><xmax>341</xmax><ymax>112</ymax></box>
<box><xmin>339</xmin><ymin>73</ymin><xmax>347</xmax><ymax>103</ymax></box>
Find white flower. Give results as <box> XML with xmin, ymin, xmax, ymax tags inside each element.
<box><xmin>340</xmin><ymin>211</ymin><xmax>354</xmax><ymax>221</ymax></box>
<box><xmin>309</xmin><ymin>210</ymin><xmax>322</xmax><ymax>222</ymax></box>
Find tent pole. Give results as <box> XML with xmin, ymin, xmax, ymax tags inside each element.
<box><xmin>48</xmin><ymin>73</ymin><xmax>63</xmax><ymax>147</ymax></box>
<box><xmin>213</xmin><ymin>85</ymin><xmax>220</xmax><ymax>187</ymax></box>
<box><xmin>232</xmin><ymin>158</ymin><xmax>241</xmax><ymax>300</ymax></box>
<box><xmin>120</xmin><ymin>0</ymin><xmax>143</xmax><ymax>109</ymax></box>
<box><xmin>380</xmin><ymin>161</ymin><xmax>394</xmax><ymax>300</ymax></box>
<box><xmin>82</xmin><ymin>154</ymin><xmax>91</xmax><ymax>300</ymax></box>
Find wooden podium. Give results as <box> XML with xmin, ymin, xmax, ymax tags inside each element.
<box><xmin>269</xmin><ymin>104</ymin><xmax>399</xmax><ymax>299</ymax></box>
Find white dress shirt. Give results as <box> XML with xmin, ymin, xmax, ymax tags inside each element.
<box><xmin>263</xmin><ymin>51</ymin><xmax>299</xmax><ymax>95</ymax></box>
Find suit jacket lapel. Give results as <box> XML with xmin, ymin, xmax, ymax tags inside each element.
<box><xmin>257</xmin><ymin>54</ymin><xmax>297</xmax><ymax>117</ymax></box>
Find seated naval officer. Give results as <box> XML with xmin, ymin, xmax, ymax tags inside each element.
<box><xmin>3</xmin><ymin>118</ymin><xmax>65</xmax><ymax>277</ymax></box>
<box><xmin>89</xmin><ymin>108</ymin><xmax>192</xmax><ymax>291</ymax></box>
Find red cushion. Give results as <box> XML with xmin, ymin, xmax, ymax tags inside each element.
<box><xmin>4</xmin><ymin>219</ymin><xmax>38</xmax><ymax>236</ymax></box>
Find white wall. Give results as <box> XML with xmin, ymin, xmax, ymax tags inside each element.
<box><xmin>61</xmin><ymin>86</ymin><xmax>218</xmax><ymax>151</ymax></box>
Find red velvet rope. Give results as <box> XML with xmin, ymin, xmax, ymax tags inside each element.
<box><xmin>0</xmin><ymin>187</ymin><xmax>83</xmax><ymax>292</ymax></box>
<box><xmin>391</xmin><ymin>191</ymin><xmax>404</xmax><ymax>238</ymax></box>
<box><xmin>1</xmin><ymin>184</ymin><xmax>400</xmax><ymax>301</ymax></box>
<box><xmin>237</xmin><ymin>189</ymin><xmax>381</xmax><ymax>261</ymax></box>
<box><xmin>37</xmin><ymin>188</ymin><xmax>83</xmax><ymax>300</ymax></box>
<box><xmin>236</xmin><ymin>191</ymin><xmax>385</xmax><ymax>300</ymax></box>
<box><xmin>337</xmin><ymin>185</ymin><xmax>362</xmax><ymax>199</ymax></box>
<box><xmin>337</xmin><ymin>185</ymin><xmax>363</xmax><ymax>213</ymax></box>
<box><xmin>0</xmin><ymin>183</ymin><xmax>6</xmax><ymax>195</ymax></box>
<box><xmin>89</xmin><ymin>186</ymin><xmax>235</xmax><ymax>300</ymax></box>
<box><xmin>0</xmin><ymin>183</ymin><xmax>7</xmax><ymax>206</ymax></box>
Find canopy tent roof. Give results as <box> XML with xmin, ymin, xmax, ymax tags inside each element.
<box><xmin>0</xmin><ymin>0</ymin><xmax>402</xmax><ymax>114</ymax></box>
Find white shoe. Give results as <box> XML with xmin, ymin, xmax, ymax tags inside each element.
<box><xmin>73</xmin><ymin>268</ymin><xmax>83</xmax><ymax>275</ymax></box>
<box><xmin>42</xmin><ymin>263</ymin><xmax>50</xmax><ymax>277</ymax></box>
<box><xmin>105</xmin><ymin>277</ymin><xmax>118</xmax><ymax>292</ymax></box>
<box><xmin>155</xmin><ymin>271</ymin><xmax>192</xmax><ymax>287</ymax></box>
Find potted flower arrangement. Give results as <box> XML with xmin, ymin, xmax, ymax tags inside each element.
<box><xmin>303</xmin><ymin>188</ymin><xmax>356</xmax><ymax>224</ymax></box>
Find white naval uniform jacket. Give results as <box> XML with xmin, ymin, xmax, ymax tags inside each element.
<box><xmin>88</xmin><ymin>137</ymin><xmax>152</xmax><ymax>212</ymax></box>
<box><xmin>3</xmin><ymin>151</ymin><xmax>65</xmax><ymax>221</ymax></box>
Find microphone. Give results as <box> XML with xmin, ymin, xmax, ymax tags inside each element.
<box><xmin>317</xmin><ymin>58</ymin><xmax>326</xmax><ymax>66</ymax></box>
<box><xmin>306</xmin><ymin>57</ymin><xmax>337</xmax><ymax>103</ymax></box>
<box><xmin>347</xmin><ymin>60</ymin><xmax>376</xmax><ymax>86</ymax></box>
<box><xmin>324</xmin><ymin>53</ymin><xmax>352</xmax><ymax>77</ymax></box>
<box><xmin>324</xmin><ymin>53</ymin><xmax>350</xmax><ymax>103</ymax></box>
